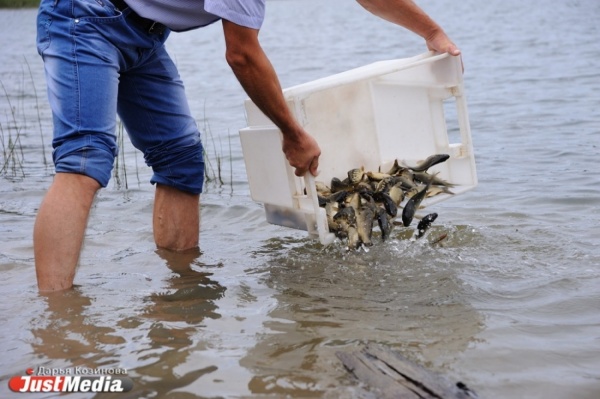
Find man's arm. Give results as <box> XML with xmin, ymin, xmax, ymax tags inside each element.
<box><xmin>221</xmin><ymin>19</ymin><xmax>320</xmax><ymax>177</ymax></box>
<box><xmin>356</xmin><ymin>0</ymin><xmax>460</xmax><ymax>56</ymax></box>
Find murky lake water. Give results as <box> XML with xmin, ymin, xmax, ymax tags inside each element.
<box><xmin>1</xmin><ymin>0</ymin><xmax>600</xmax><ymax>398</ymax></box>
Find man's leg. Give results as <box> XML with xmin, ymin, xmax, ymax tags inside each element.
<box><xmin>153</xmin><ymin>184</ymin><xmax>200</xmax><ymax>251</ymax></box>
<box><xmin>34</xmin><ymin>173</ymin><xmax>100</xmax><ymax>292</ymax></box>
<box><xmin>117</xmin><ymin>45</ymin><xmax>205</xmax><ymax>253</ymax></box>
<box><xmin>35</xmin><ymin>0</ymin><xmax>127</xmax><ymax>291</ymax></box>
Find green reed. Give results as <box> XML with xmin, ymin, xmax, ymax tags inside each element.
<box><xmin>199</xmin><ymin>105</ymin><xmax>234</xmax><ymax>192</ymax></box>
<box><xmin>0</xmin><ymin>80</ymin><xmax>25</xmax><ymax>177</ymax></box>
<box><xmin>25</xmin><ymin>57</ymin><xmax>48</xmax><ymax>168</ymax></box>
<box><xmin>112</xmin><ymin>117</ymin><xmax>233</xmax><ymax>192</ymax></box>
<box><xmin>1</xmin><ymin>60</ymin><xmax>49</xmax><ymax>178</ymax></box>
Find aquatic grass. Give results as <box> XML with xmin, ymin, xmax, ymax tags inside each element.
<box><xmin>111</xmin><ymin>120</ymin><xmax>144</xmax><ymax>191</ymax></box>
<box><xmin>111</xmin><ymin>116</ymin><xmax>234</xmax><ymax>192</ymax></box>
<box><xmin>112</xmin><ymin>121</ymin><xmax>128</xmax><ymax>190</ymax></box>
<box><xmin>201</xmin><ymin>115</ymin><xmax>221</xmax><ymax>185</ymax></box>
<box><xmin>24</xmin><ymin>57</ymin><xmax>48</xmax><ymax>168</ymax></box>
<box><xmin>0</xmin><ymin>79</ymin><xmax>25</xmax><ymax>177</ymax></box>
<box><xmin>1</xmin><ymin>59</ymin><xmax>50</xmax><ymax>177</ymax></box>
<box><xmin>199</xmin><ymin>104</ymin><xmax>234</xmax><ymax>192</ymax></box>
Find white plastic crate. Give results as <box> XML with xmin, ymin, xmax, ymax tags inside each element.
<box><xmin>239</xmin><ymin>52</ymin><xmax>477</xmax><ymax>245</ymax></box>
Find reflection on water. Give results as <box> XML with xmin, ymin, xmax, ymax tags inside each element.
<box><xmin>32</xmin><ymin>289</ymin><xmax>126</xmax><ymax>369</ymax></box>
<box><xmin>30</xmin><ymin>249</ymin><xmax>228</xmax><ymax>398</ymax></box>
<box><xmin>122</xmin><ymin>249</ymin><xmax>227</xmax><ymax>398</ymax></box>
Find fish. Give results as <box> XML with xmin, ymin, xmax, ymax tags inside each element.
<box><xmin>354</xmin><ymin>181</ymin><xmax>375</xmax><ymax>196</ymax></box>
<box><xmin>333</xmin><ymin>206</ymin><xmax>356</xmax><ymax>239</ymax></box>
<box><xmin>347</xmin><ymin>226</ymin><xmax>361</xmax><ymax>250</ymax></box>
<box><xmin>412</xmin><ymin>171</ymin><xmax>456</xmax><ymax>188</ymax></box>
<box><xmin>315</xmin><ymin>181</ymin><xmax>332</xmax><ymax>196</ymax></box>
<box><xmin>376</xmin><ymin>207</ymin><xmax>393</xmax><ymax>241</ymax></box>
<box><xmin>366</xmin><ymin>171</ymin><xmax>391</xmax><ymax>181</ymax></box>
<box><xmin>347</xmin><ymin>167</ymin><xmax>365</xmax><ymax>185</ymax></box>
<box><xmin>416</xmin><ymin>212</ymin><xmax>438</xmax><ymax>238</ymax></box>
<box><xmin>401</xmin><ymin>174</ymin><xmax>436</xmax><ymax>227</ymax></box>
<box><xmin>385</xmin><ymin>159</ymin><xmax>405</xmax><ymax>175</ymax></box>
<box><xmin>331</xmin><ymin>177</ymin><xmax>351</xmax><ymax>193</ymax></box>
<box><xmin>387</xmin><ymin>185</ymin><xmax>405</xmax><ymax>207</ymax></box>
<box><xmin>374</xmin><ymin>177</ymin><xmax>390</xmax><ymax>193</ymax></box>
<box><xmin>372</xmin><ymin>191</ymin><xmax>398</xmax><ymax>217</ymax></box>
<box><xmin>396</xmin><ymin>173</ymin><xmax>418</xmax><ymax>190</ymax></box>
<box><xmin>356</xmin><ymin>200</ymin><xmax>377</xmax><ymax>246</ymax></box>
<box><xmin>314</xmin><ymin>153</ymin><xmax>457</xmax><ymax>249</ymax></box>
<box><xmin>405</xmin><ymin>154</ymin><xmax>450</xmax><ymax>172</ymax></box>
<box><xmin>346</xmin><ymin>192</ymin><xmax>361</xmax><ymax>212</ymax></box>
<box><xmin>403</xmin><ymin>187</ymin><xmax>419</xmax><ymax>199</ymax></box>
<box><xmin>325</xmin><ymin>201</ymin><xmax>340</xmax><ymax>233</ymax></box>
<box><xmin>426</xmin><ymin>186</ymin><xmax>455</xmax><ymax>198</ymax></box>
<box><xmin>330</xmin><ymin>190</ymin><xmax>350</xmax><ymax>204</ymax></box>
<box><xmin>318</xmin><ymin>194</ymin><xmax>328</xmax><ymax>207</ymax></box>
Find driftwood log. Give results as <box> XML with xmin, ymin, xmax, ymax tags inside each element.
<box><xmin>336</xmin><ymin>343</ymin><xmax>479</xmax><ymax>399</ymax></box>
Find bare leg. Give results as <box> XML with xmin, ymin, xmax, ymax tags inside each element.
<box><xmin>34</xmin><ymin>173</ymin><xmax>100</xmax><ymax>292</ymax></box>
<box><xmin>153</xmin><ymin>184</ymin><xmax>200</xmax><ymax>251</ymax></box>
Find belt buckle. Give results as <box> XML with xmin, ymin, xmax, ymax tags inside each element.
<box><xmin>148</xmin><ymin>21</ymin><xmax>164</xmax><ymax>35</ymax></box>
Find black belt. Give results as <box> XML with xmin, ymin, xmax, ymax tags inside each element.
<box><xmin>112</xmin><ymin>0</ymin><xmax>166</xmax><ymax>35</ymax></box>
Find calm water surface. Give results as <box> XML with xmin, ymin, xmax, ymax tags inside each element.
<box><xmin>1</xmin><ymin>1</ymin><xmax>599</xmax><ymax>398</ymax></box>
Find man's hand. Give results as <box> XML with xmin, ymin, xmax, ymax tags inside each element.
<box><xmin>425</xmin><ymin>29</ymin><xmax>460</xmax><ymax>56</ymax></box>
<box><xmin>282</xmin><ymin>130</ymin><xmax>321</xmax><ymax>177</ymax></box>
<box><xmin>356</xmin><ymin>0</ymin><xmax>462</xmax><ymax>57</ymax></box>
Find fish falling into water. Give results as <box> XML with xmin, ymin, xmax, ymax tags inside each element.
<box><xmin>315</xmin><ymin>154</ymin><xmax>455</xmax><ymax>250</ymax></box>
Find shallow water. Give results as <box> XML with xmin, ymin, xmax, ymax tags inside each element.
<box><xmin>1</xmin><ymin>0</ymin><xmax>600</xmax><ymax>398</ymax></box>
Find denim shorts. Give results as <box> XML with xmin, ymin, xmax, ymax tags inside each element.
<box><xmin>36</xmin><ymin>0</ymin><xmax>205</xmax><ymax>194</ymax></box>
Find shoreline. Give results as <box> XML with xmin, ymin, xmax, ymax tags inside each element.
<box><xmin>0</xmin><ymin>0</ymin><xmax>39</xmax><ymax>8</ymax></box>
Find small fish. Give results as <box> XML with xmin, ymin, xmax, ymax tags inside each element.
<box><xmin>376</xmin><ymin>207</ymin><xmax>393</xmax><ymax>241</ymax></box>
<box><xmin>396</xmin><ymin>173</ymin><xmax>418</xmax><ymax>190</ymax></box>
<box><xmin>426</xmin><ymin>185</ymin><xmax>455</xmax><ymax>197</ymax></box>
<box><xmin>346</xmin><ymin>192</ymin><xmax>361</xmax><ymax>212</ymax></box>
<box><xmin>328</xmin><ymin>190</ymin><xmax>349</xmax><ymax>205</ymax></box>
<box><xmin>315</xmin><ymin>181</ymin><xmax>332</xmax><ymax>195</ymax></box>
<box><xmin>354</xmin><ymin>181</ymin><xmax>374</xmax><ymax>196</ymax></box>
<box><xmin>356</xmin><ymin>201</ymin><xmax>377</xmax><ymax>246</ymax></box>
<box><xmin>331</xmin><ymin>177</ymin><xmax>351</xmax><ymax>193</ymax></box>
<box><xmin>347</xmin><ymin>226</ymin><xmax>361</xmax><ymax>250</ymax></box>
<box><xmin>385</xmin><ymin>159</ymin><xmax>404</xmax><ymax>175</ymax></box>
<box><xmin>333</xmin><ymin>206</ymin><xmax>356</xmax><ymax>239</ymax></box>
<box><xmin>325</xmin><ymin>201</ymin><xmax>340</xmax><ymax>233</ymax></box>
<box><xmin>366</xmin><ymin>171</ymin><xmax>391</xmax><ymax>181</ymax></box>
<box><xmin>406</xmin><ymin>154</ymin><xmax>450</xmax><ymax>172</ymax></box>
<box><xmin>404</xmin><ymin>187</ymin><xmax>419</xmax><ymax>199</ymax></box>
<box><xmin>416</xmin><ymin>212</ymin><xmax>438</xmax><ymax>238</ymax></box>
<box><xmin>387</xmin><ymin>185</ymin><xmax>405</xmax><ymax>207</ymax></box>
<box><xmin>347</xmin><ymin>167</ymin><xmax>365</xmax><ymax>185</ymax></box>
<box><xmin>372</xmin><ymin>191</ymin><xmax>397</xmax><ymax>217</ymax></box>
<box><xmin>374</xmin><ymin>177</ymin><xmax>390</xmax><ymax>193</ymax></box>
<box><xmin>401</xmin><ymin>174</ymin><xmax>436</xmax><ymax>227</ymax></box>
<box><xmin>412</xmin><ymin>171</ymin><xmax>456</xmax><ymax>188</ymax></box>
<box><xmin>318</xmin><ymin>194</ymin><xmax>328</xmax><ymax>207</ymax></box>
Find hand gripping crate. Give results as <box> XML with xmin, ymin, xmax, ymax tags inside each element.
<box><xmin>239</xmin><ymin>52</ymin><xmax>477</xmax><ymax>245</ymax></box>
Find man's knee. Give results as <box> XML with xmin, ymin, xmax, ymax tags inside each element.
<box><xmin>147</xmin><ymin>137</ymin><xmax>205</xmax><ymax>194</ymax></box>
<box><xmin>53</xmin><ymin>134</ymin><xmax>117</xmax><ymax>188</ymax></box>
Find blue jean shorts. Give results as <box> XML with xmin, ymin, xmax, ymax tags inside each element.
<box><xmin>36</xmin><ymin>0</ymin><xmax>205</xmax><ymax>194</ymax></box>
